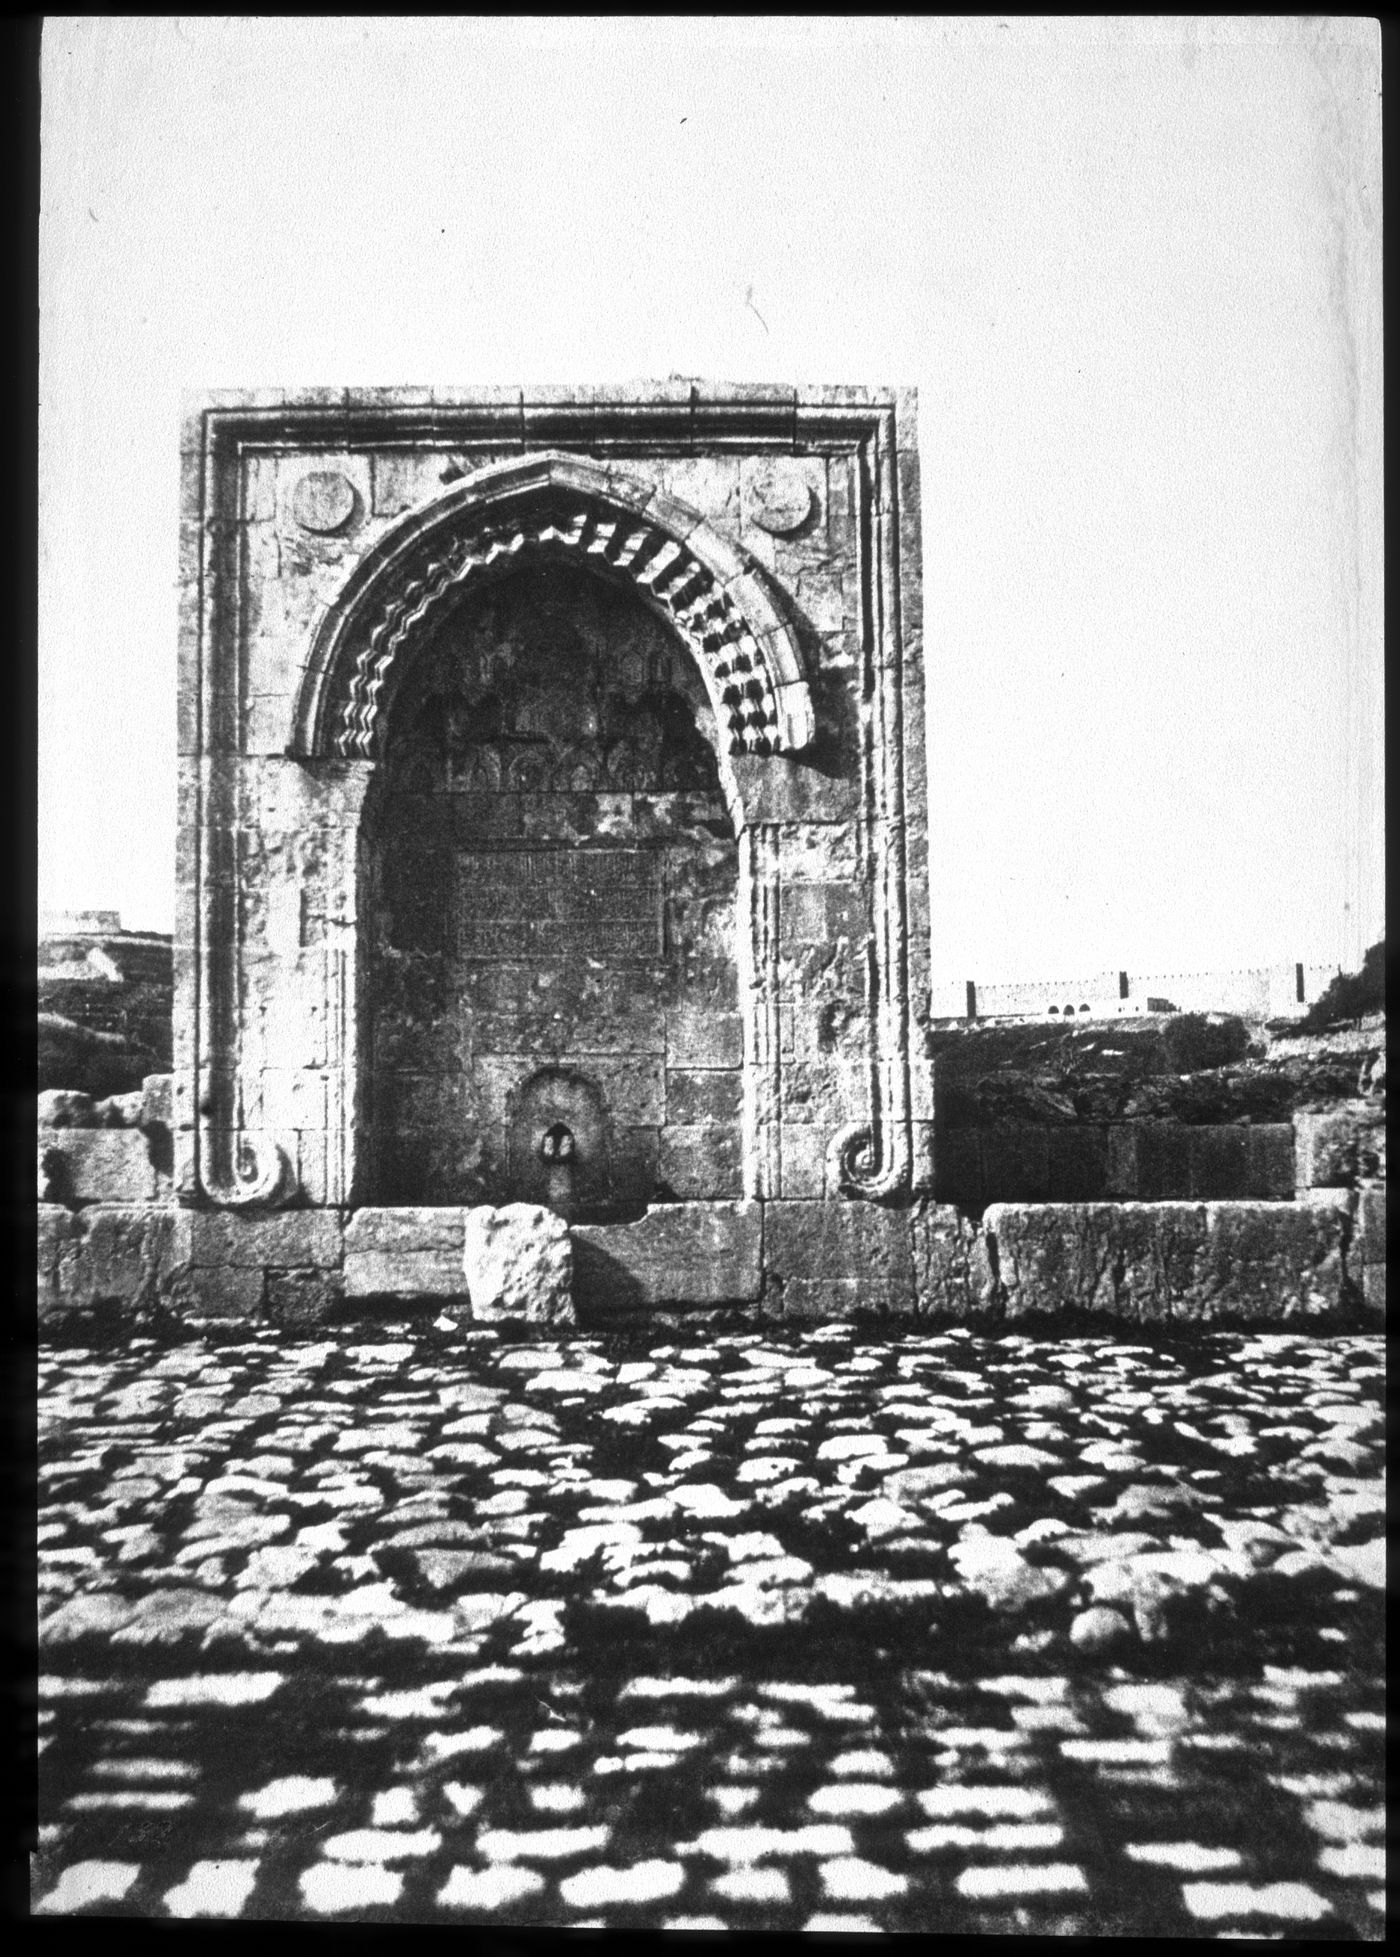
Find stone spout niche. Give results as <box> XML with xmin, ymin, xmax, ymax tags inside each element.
<box><xmin>176</xmin><ymin>386</ymin><xmax>932</xmax><ymax>1308</ymax></box>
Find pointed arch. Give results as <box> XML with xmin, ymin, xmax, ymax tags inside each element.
<box><xmin>292</xmin><ymin>451</ymin><xmax>815</xmax><ymax>765</ymax></box>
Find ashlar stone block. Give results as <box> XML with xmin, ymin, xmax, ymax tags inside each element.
<box><xmin>265</xmin><ymin>1269</ymin><xmax>345</xmax><ymax>1328</ymax></box>
<box><xmin>185</xmin><ymin>1209</ymin><xmax>343</xmax><ymax>1270</ymax></box>
<box><xmin>572</xmin><ymin>1201</ymin><xmax>761</xmax><ymax>1309</ymax></box>
<box><xmin>764</xmin><ymin>1199</ymin><xmax>915</xmax><ymax>1298</ymax></box>
<box><xmin>983</xmin><ymin>1200</ymin><xmax>1349</xmax><ymax>1325</ymax></box>
<box><xmin>40</xmin><ymin>1131</ymin><xmax>166</xmax><ymax>1206</ymax></box>
<box><xmin>463</xmin><ymin>1203</ymin><xmax>573</xmax><ymax>1325</ymax></box>
<box><xmin>342</xmin><ymin>1207</ymin><xmax>467</xmax><ymax>1297</ymax></box>
<box><xmin>658</xmin><ymin>1124</ymin><xmax>742</xmax><ymax>1200</ymax></box>
<box><xmin>52</xmin><ymin>1205</ymin><xmax>184</xmax><ymax>1312</ymax></box>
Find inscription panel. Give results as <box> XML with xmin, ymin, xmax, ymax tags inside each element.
<box><xmin>458</xmin><ymin>848</ymin><xmax>664</xmax><ymax>962</ymax></box>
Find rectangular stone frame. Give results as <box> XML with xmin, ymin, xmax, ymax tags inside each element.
<box><xmin>175</xmin><ymin>385</ymin><xmax>930</xmax><ymax>1217</ymax></box>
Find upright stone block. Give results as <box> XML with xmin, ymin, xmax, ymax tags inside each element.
<box><xmin>165</xmin><ymin>1264</ymin><xmax>266</xmax><ymax>1323</ymax></box>
<box><xmin>1198</xmin><ymin>1201</ymin><xmax>1347</xmax><ymax>1319</ymax></box>
<box><xmin>910</xmin><ymin>1200</ymin><xmax>981</xmax><ymax>1319</ymax></box>
<box><xmin>658</xmin><ymin>1125</ymin><xmax>743</xmax><ymax>1200</ymax></box>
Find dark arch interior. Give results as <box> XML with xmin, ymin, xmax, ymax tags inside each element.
<box><xmin>358</xmin><ymin>561</ymin><xmax>742</xmax><ymax>1213</ymax></box>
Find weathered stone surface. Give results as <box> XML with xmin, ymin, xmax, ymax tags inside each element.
<box><xmin>772</xmin><ymin>1276</ymin><xmax>905</xmax><ymax>1321</ymax></box>
<box><xmin>265</xmin><ymin>1269</ymin><xmax>345</xmax><ymax>1328</ymax></box>
<box><xmin>48</xmin><ymin>1204</ymin><xmax>184</xmax><ymax>1315</ymax></box>
<box><xmin>1069</xmin><ymin>1605</ymin><xmax>1134</xmax><ymax>1653</ymax></box>
<box><xmin>980</xmin><ymin>1126</ymin><xmax>1050</xmax><ymax>1202</ymax></box>
<box><xmin>186</xmin><ymin>1209</ymin><xmax>343</xmax><ymax>1270</ymax></box>
<box><xmin>463</xmin><ymin>1204</ymin><xmax>573</xmax><ymax>1325</ymax></box>
<box><xmin>657</xmin><ymin>1124</ymin><xmax>743</xmax><ymax>1200</ymax></box>
<box><xmin>765</xmin><ymin>1200</ymin><xmax>915</xmax><ymax>1293</ymax></box>
<box><xmin>665</xmin><ymin>1070</ymin><xmax>742</xmax><ymax>1124</ymax></box>
<box><xmin>1246</xmin><ymin>1123</ymin><xmax>1296</xmax><ymax>1199</ymax></box>
<box><xmin>1357</xmin><ymin>1186</ymin><xmax>1385</xmax><ymax>1264</ymax></box>
<box><xmin>37</xmin><ymin>1203</ymin><xmax>77</xmax><ymax>1314</ymax></box>
<box><xmin>342</xmin><ymin>1208</ymin><xmax>467</xmax><ymax>1297</ymax></box>
<box><xmin>668</xmin><ymin>1005</ymin><xmax>744</xmax><ymax>1071</ymax></box>
<box><xmin>139</xmin><ymin>1073</ymin><xmax>174</xmax><ymax>1131</ymax></box>
<box><xmin>90</xmin><ymin>1091</ymin><xmax>143</xmax><ymax>1128</ymax></box>
<box><xmin>1047</xmin><ymin>1126</ymin><xmax>1108</xmax><ymax>1201</ymax></box>
<box><xmin>1198</xmin><ymin>1202</ymin><xmax>1348</xmax><ymax>1319</ymax></box>
<box><xmin>163</xmin><ymin>1264</ymin><xmax>266</xmax><ymax>1323</ymax></box>
<box><xmin>1295</xmin><ymin>1101</ymin><xmax>1386</xmax><ymax>1188</ymax></box>
<box><xmin>984</xmin><ymin>1201</ymin><xmax>1349</xmax><ymax>1324</ymax></box>
<box><xmin>36</xmin><ymin>1090</ymin><xmax>97</xmax><ymax>1129</ymax></box>
<box><xmin>1187</xmin><ymin>1125</ymin><xmax>1249</xmax><ymax>1199</ymax></box>
<box><xmin>39</xmin><ymin>1131</ymin><xmax>166</xmax><ymax>1205</ymax></box>
<box><xmin>573</xmin><ymin>1201</ymin><xmax>761</xmax><ymax>1309</ymax></box>
<box><xmin>910</xmin><ymin>1201</ymin><xmax>980</xmax><ymax>1319</ymax></box>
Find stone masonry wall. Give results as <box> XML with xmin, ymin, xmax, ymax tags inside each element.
<box><xmin>929</xmin><ymin>1011</ymin><xmax>1385</xmax><ymax>1214</ymax></box>
<box><xmin>36</xmin><ymin>1192</ymin><xmax>1379</xmax><ymax>1335</ymax></box>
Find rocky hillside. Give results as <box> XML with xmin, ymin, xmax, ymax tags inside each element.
<box><xmin>38</xmin><ymin>923</ymin><xmax>172</xmax><ymax>1097</ymax></box>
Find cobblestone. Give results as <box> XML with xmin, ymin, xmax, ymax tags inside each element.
<box><xmin>35</xmin><ymin>1321</ymin><xmax>1384</xmax><ymax>1933</ymax></box>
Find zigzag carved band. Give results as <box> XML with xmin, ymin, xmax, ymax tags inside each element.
<box><xmin>335</xmin><ymin>507</ymin><xmax>784</xmax><ymax>760</ymax></box>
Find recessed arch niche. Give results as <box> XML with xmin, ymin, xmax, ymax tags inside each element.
<box><xmin>359</xmin><ymin>554</ymin><xmax>743</xmax><ymax>1213</ymax></box>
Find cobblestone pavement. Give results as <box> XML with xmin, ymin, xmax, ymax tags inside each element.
<box><xmin>35</xmin><ymin>1321</ymin><xmax>1385</xmax><ymax>1935</ymax></box>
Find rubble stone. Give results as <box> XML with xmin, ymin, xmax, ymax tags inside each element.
<box><xmin>1295</xmin><ymin>1102</ymin><xmax>1386</xmax><ymax>1188</ymax></box>
<box><xmin>463</xmin><ymin>1204</ymin><xmax>573</xmax><ymax>1326</ymax></box>
<box><xmin>36</xmin><ymin>1090</ymin><xmax>97</xmax><ymax>1129</ymax></box>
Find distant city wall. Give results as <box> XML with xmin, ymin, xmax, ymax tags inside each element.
<box><xmin>931</xmin><ymin>964</ymin><xmax>1338</xmax><ymax>1023</ymax></box>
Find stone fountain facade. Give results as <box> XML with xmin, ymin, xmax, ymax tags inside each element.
<box><xmin>170</xmin><ymin>384</ymin><xmax>933</xmax><ymax>1315</ymax></box>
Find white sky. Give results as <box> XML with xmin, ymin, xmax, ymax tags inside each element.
<box><xmin>39</xmin><ymin>16</ymin><xmax>1383</xmax><ymax>980</ymax></box>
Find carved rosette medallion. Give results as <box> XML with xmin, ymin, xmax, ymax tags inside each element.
<box><xmin>749</xmin><ymin>463</ymin><xmax>815</xmax><ymax>536</ymax></box>
<box><xmin>292</xmin><ymin>470</ymin><xmax>357</xmax><ymax>534</ymax></box>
